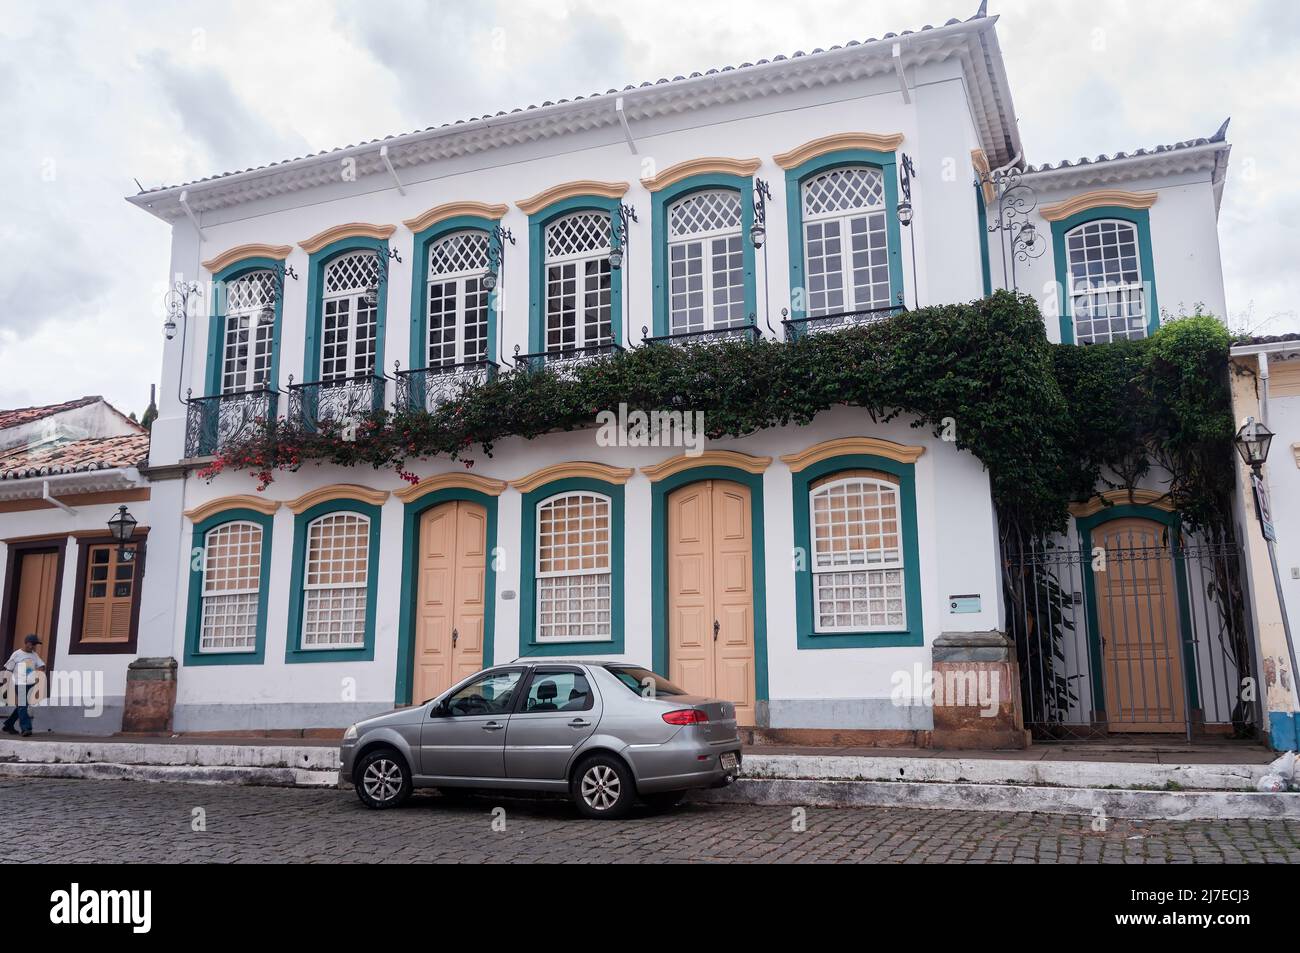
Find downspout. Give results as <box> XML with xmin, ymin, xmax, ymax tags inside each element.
<box><xmin>41</xmin><ymin>480</ymin><xmax>78</xmax><ymax>515</ymax></box>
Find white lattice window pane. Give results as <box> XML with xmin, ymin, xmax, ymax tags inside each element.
<box><xmin>324</xmin><ymin>251</ymin><xmax>381</xmax><ymax>293</ymax></box>
<box><xmin>538</xmin><ymin>574</ymin><xmax>612</xmax><ymax>641</ymax></box>
<box><xmin>321</xmin><ymin>298</ymin><xmax>350</xmax><ymax>381</ymax></box>
<box><xmin>669</xmin><ymin>241</ymin><xmax>706</xmax><ymax>333</ymax></box>
<box><xmin>582</xmin><ymin>259</ymin><xmax>612</xmax><ymax>346</ymax></box>
<box><xmin>804</xmin><ymin>220</ymin><xmax>845</xmax><ymax>317</ymax></box>
<box><xmin>1067</xmin><ymin>220</ymin><xmax>1146</xmax><ymax>344</ymax></box>
<box><xmin>221</xmin><ymin>270</ymin><xmax>277</xmax><ymax>393</ymax></box>
<box><xmin>669</xmin><ymin>189</ymin><xmax>742</xmax><ymax>238</ymax></box>
<box><xmin>463</xmin><ymin>277</ymin><xmax>489</xmax><ymax>363</ymax></box>
<box><xmin>810</xmin><ymin>476</ymin><xmax>905</xmax><ymax>633</ymax></box>
<box><xmin>545</xmin><ymin>212</ymin><xmax>611</xmax><ymax>260</ymax></box>
<box><xmin>848</xmin><ymin>212</ymin><xmax>891</xmax><ymax>311</ymax></box>
<box><xmin>802</xmin><ymin>167</ymin><xmax>884</xmax><ymax>217</ymax></box>
<box><xmin>302</xmin><ymin>513</ymin><xmax>369</xmax><ymax>649</ymax></box>
<box><xmin>351</xmin><ymin>298</ymin><xmax>378</xmax><ymax>377</ymax></box>
<box><xmin>200</xmin><ymin>522</ymin><xmax>263</xmax><ymax>652</ymax></box>
<box><xmin>546</xmin><ymin>263</ymin><xmax>578</xmax><ymax>350</ymax></box>
<box><xmin>710</xmin><ymin>234</ymin><xmax>747</xmax><ymax>327</ymax></box>
<box><xmin>536</xmin><ymin>491</ymin><xmax>612</xmax><ymax>642</ymax></box>
<box><xmin>225</xmin><ymin>270</ymin><xmax>278</xmax><ymax>312</ymax></box>
<box><xmin>429</xmin><ymin>231</ymin><xmax>489</xmax><ymax>277</ymax></box>
<box><xmin>814</xmin><ymin>569</ymin><xmax>905</xmax><ymax>630</ymax></box>
<box><xmin>427</xmin><ymin>280</ymin><xmax>457</xmax><ymax>367</ymax></box>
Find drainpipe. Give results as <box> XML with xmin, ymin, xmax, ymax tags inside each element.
<box><xmin>41</xmin><ymin>480</ymin><xmax>78</xmax><ymax>515</ymax></box>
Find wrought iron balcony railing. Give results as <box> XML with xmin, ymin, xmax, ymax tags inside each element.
<box><xmin>512</xmin><ymin>343</ymin><xmax>624</xmax><ymax>380</ymax></box>
<box><xmin>782</xmin><ymin>304</ymin><xmax>905</xmax><ymax>341</ymax></box>
<box><xmin>641</xmin><ymin>322</ymin><xmax>761</xmax><ymax>347</ymax></box>
<box><xmin>285</xmin><ymin>374</ymin><xmax>386</xmax><ymax>433</ymax></box>
<box><xmin>184</xmin><ymin>388</ymin><xmax>277</xmax><ymax>458</ymax></box>
<box><xmin>394</xmin><ymin>360</ymin><xmax>498</xmax><ymax>412</ymax></box>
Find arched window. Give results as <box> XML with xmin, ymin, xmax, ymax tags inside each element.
<box><xmin>667</xmin><ymin>189</ymin><xmax>745</xmax><ymax>334</ymax></box>
<box><xmin>1065</xmin><ymin>219</ymin><xmax>1146</xmax><ymax>343</ymax></box>
<box><xmin>809</xmin><ymin>472</ymin><xmax>905</xmax><ymax>632</ymax></box>
<box><xmin>199</xmin><ymin>520</ymin><xmax>264</xmax><ymax>653</ymax></box>
<box><xmin>544</xmin><ymin>211</ymin><xmax>612</xmax><ymax>352</ymax></box>
<box><xmin>320</xmin><ymin>251</ymin><xmax>382</xmax><ymax>382</ymax></box>
<box><xmin>427</xmin><ymin>230</ymin><xmax>490</xmax><ymax>368</ymax></box>
<box><xmin>535</xmin><ymin>491</ymin><xmax>612</xmax><ymax>641</ymax></box>
<box><xmin>300</xmin><ymin>511</ymin><xmax>370</xmax><ymax>649</ymax></box>
<box><xmin>220</xmin><ymin>270</ymin><xmax>278</xmax><ymax>394</ymax></box>
<box><xmin>801</xmin><ymin>166</ymin><xmax>890</xmax><ymax>316</ymax></box>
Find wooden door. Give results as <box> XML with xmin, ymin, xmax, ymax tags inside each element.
<box><xmin>13</xmin><ymin>551</ymin><xmax>60</xmax><ymax>670</ymax></box>
<box><xmin>667</xmin><ymin>480</ymin><xmax>756</xmax><ymax>725</ymax></box>
<box><xmin>414</xmin><ymin>501</ymin><xmax>487</xmax><ymax>702</ymax></box>
<box><xmin>1095</xmin><ymin>517</ymin><xmax>1186</xmax><ymax>732</ymax></box>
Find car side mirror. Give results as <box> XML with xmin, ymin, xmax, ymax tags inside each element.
<box><xmin>428</xmin><ymin>701</ymin><xmax>448</xmax><ymax>718</ymax></box>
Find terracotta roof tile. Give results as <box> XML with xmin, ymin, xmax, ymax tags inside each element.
<box><xmin>0</xmin><ymin>396</ymin><xmax>102</xmax><ymax>431</ymax></box>
<box><xmin>0</xmin><ymin>433</ymin><xmax>151</xmax><ymax>481</ymax></box>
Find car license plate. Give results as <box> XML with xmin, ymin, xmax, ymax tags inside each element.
<box><xmin>720</xmin><ymin>752</ymin><xmax>738</xmax><ymax>771</ymax></box>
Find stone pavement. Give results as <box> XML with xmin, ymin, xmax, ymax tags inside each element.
<box><xmin>4</xmin><ymin>777</ymin><xmax>1298</xmax><ymax>863</ymax></box>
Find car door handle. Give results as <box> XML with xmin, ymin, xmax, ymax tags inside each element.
<box><xmin>481</xmin><ymin>721</ymin><xmax>505</xmax><ymax>731</ymax></box>
<box><xmin>568</xmin><ymin>719</ymin><xmax>591</xmax><ymax>728</ymax></box>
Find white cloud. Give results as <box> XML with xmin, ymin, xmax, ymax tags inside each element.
<box><xmin>1</xmin><ymin>0</ymin><xmax>1295</xmax><ymax>414</ymax></box>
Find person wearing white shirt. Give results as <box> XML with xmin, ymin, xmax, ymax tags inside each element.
<box><xmin>3</xmin><ymin>634</ymin><xmax>45</xmax><ymax>737</ymax></box>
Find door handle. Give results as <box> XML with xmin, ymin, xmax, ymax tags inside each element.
<box><xmin>452</xmin><ymin>627</ymin><xmax>458</xmax><ymax>648</ymax></box>
<box><xmin>481</xmin><ymin>721</ymin><xmax>504</xmax><ymax>731</ymax></box>
<box><xmin>568</xmin><ymin>719</ymin><xmax>591</xmax><ymax>728</ymax></box>
<box><xmin>713</xmin><ymin>619</ymin><xmax>720</xmax><ymax>642</ymax></box>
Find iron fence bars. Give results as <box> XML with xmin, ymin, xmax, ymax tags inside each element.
<box><xmin>782</xmin><ymin>304</ymin><xmax>905</xmax><ymax>341</ymax></box>
<box><xmin>511</xmin><ymin>342</ymin><xmax>624</xmax><ymax>380</ymax></box>
<box><xmin>184</xmin><ymin>388</ymin><xmax>277</xmax><ymax>458</ymax></box>
<box><xmin>394</xmin><ymin>360</ymin><xmax>497</xmax><ymax>412</ymax></box>
<box><xmin>641</xmin><ymin>322</ymin><xmax>760</xmax><ymax>347</ymax></box>
<box><xmin>1001</xmin><ymin>529</ymin><xmax>1257</xmax><ymax>741</ymax></box>
<box><xmin>285</xmin><ymin>374</ymin><xmax>386</xmax><ymax>433</ymax></box>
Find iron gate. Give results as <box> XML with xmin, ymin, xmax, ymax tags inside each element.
<box><xmin>1002</xmin><ymin>527</ymin><xmax>1259</xmax><ymax>741</ymax></box>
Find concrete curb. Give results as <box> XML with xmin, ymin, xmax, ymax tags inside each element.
<box><xmin>0</xmin><ymin>760</ymin><xmax>339</xmax><ymax>788</ymax></box>
<box><xmin>0</xmin><ymin>739</ymin><xmax>340</xmax><ymax>772</ymax></box>
<box><xmin>694</xmin><ymin>777</ymin><xmax>1300</xmax><ymax>820</ymax></box>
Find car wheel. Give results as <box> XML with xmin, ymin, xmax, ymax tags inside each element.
<box><xmin>642</xmin><ymin>790</ymin><xmax>686</xmax><ymax>812</ymax></box>
<box><xmin>355</xmin><ymin>749</ymin><xmax>412</xmax><ymax>809</ymax></box>
<box><xmin>572</xmin><ymin>754</ymin><xmax>635</xmax><ymax>820</ymax></box>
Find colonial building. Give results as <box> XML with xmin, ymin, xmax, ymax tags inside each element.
<box><xmin>118</xmin><ymin>6</ymin><xmax>1246</xmax><ymax>742</ymax></box>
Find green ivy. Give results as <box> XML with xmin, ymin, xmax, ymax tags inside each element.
<box><xmin>204</xmin><ymin>292</ymin><xmax>1236</xmax><ymax>535</ymax></box>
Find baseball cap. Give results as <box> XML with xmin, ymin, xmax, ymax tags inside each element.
<box><xmin>23</xmin><ymin>634</ymin><xmax>41</xmax><ymax>646</ymax></box>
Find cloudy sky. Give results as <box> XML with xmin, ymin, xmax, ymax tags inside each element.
<box><xmin>1</xmin><ymin>0</ymin><xmax>1296</xmax><ymax>416</ymax></box>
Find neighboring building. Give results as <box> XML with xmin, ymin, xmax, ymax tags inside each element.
<box><xmin>0</xmin><ymin>397</ymin><xmax>153</xmax><ymax>734</ymax></box>
<box><xmin>121</xmin><ymin>7</ymin><xmax>1245</xmax><ymax>742</ymax></box>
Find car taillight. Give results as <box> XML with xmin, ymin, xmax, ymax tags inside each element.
<box><xmin>662</xmin><ymin>709</ymin><xmax>709</xmax><ymax>725</ymax></box>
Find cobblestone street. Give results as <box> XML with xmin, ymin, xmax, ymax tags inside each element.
<box><xmin>6</xmin><ymin>778</ymin><xmax>1299</xmax><ymax>863</ymax></box>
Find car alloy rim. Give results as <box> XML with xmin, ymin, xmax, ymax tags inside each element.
<box><xmin>362</xmin><ymin>758</ymin><xmax>403</xmax><ymax>802</ymax></box>
<box><xmin>580</xmin><ymin>764</ymin><xmax>621</xmax><ymax>811</ymax></box>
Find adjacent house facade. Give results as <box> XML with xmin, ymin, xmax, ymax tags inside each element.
<box><xmin>112</xmin><ymin>7</ymin><xmax>1251</xmax><ymax>742</ymax></box>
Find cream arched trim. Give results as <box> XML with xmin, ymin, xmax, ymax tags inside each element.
<box><xmin>1039</xmin><ymin>190</ymin><xmax>1158</xmax><ymax>223</ymax></box>
<box><xmin>298</xmin><ymin>223</ymin><xmax>397</xmax><ymax>254</ymax></box>
<box><xmin>285</xmin><ymin>484</ymin><xmax>390</xmax><ymax>514</ymax></box>
<box><xmin>402</xmin><ymin>201</ymin><xmax>509</xmax><ymax>233</ymax></box>
<box><xmin>394</xmin><ymin>472</ymin><xmax>508</xmax><ymax>503</ymax></box>
<box><xmin>773</xmin><ymin>132</ymin><xmax>905</xmax><ymax>170</ymax></box>
<box><xmin>202</xmin><ymin>243</ymin><xmax>293</xmax><ymax>274</ymax></box>
<box><xmin>1068</xmin><ymin>488</ymin><xmax>1175</xmax><ymax>518</ymax></box>
<box><xmin>640</xmin><ymin>158</ymin><xmax>762</xmax><ymax>192</ymax></box>
<box><xmin>780</xmin><ymin>437</ymin><xmax>924</xmax><ymax>472</ymax></box>
<box><xmin>516</xmin><ymin>181</ymin><xmax>630</xmax><ymax>216</ymax></box>
<box><xmin>640</xmin><ymin>450</ymin><xmax>772</xmax><ymax>482</ymax></box>
<box><xmin>971</xmin><ymin>149</ymin><xmax>995</xmax><ymax>206</ymax></box>
<box><xmin>184</xmin><ymin>495</ymin><xmax>281</xmax><ymax>522</ymax></box>
<box><xmin>510</xmin><ymin>462</ymin><xmax>634</xmax><ymax>493</ymax></box>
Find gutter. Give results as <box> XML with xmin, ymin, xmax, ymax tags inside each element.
<box><xmin>41</xmin><ymin>480</ymin><xmax>77</xmax><ymax>515</ymax></box>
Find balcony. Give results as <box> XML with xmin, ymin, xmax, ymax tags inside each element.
<box><xmin>394</xmin><ymin>360</ymin><xmax>498</xmax><ymax>412</ymax></box>
<box><xmin>512</xmin><ymin>343</ymin><xmax>624</xmax><ymax>380</ymax></box>
<box><xmin>641</xmin><ymin>322</ymin><xmax>761</xmax><ymax>347</ymax></box>
<box><xmin>285</xmin><ymin>374</ymin><xmax>386</xmax><ymax>433</ymax></box>
<box><xmin>782</xmin><ymin>305</ymin><xmax>905</xmax><ymax>341</ymax></box>
<box><xmin>184</xmin><ymin>388</ymin><xmax>277</xmax><ymax>458</ymax></box>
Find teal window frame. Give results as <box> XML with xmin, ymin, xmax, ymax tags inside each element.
<box><xmin>650</xmin><ymin>174</ymin><xmax>757</xmax><ymax>337</ymax></box>
<box><xmin>784</xmin><ymin>149</ymin><xmax>904</xmax><ymax>322</ymax></box>
<box><xmin>975</xmin><ymin>183</ymin><xmax>992</xmax><ymax>298</ymax></box>
<box><xmin>204</xmin><ymin>257</ymin><xmax>286</xmax><ymax>398</ymax></box>
<box><xmin>648</xmin><ymin>467</ymin><xmax>769</xmax><ymax>701</ymax></box>
<box><xmin>792</xmin><ymin>453</ymin><xmax>923</xmax><ymax>649</ymax></box>
<box><xmin>284</xmin><ymin>498</ymin><xmax>383</xmax><ymax>664</ymax></box>
<box><xmin>518</xmin><ymin>476</ymin><xmax>624</xmax><ymax>657</ymax></box>
<box><xmin>1074</xmin><ymin>504</ymin><xmax>1198</xmax><ymax>716</ymax></box>
<box><xmin>1051</xmin><ymin>206</ymin><xmax>1159</xmax><ymax>344</ymax></box>
<box><xmin>393</xmin><ymin>487</ymin><xmax>500</xmax><ymax>706</ymax></box>
<box><xmin>303</xmin><ymin>235</ymin><xmax>391</xmax><ymax>381</ymax></box>
<box><xmin>184</xmin><ymin>508</ymin><xmax>275</xmax><ymax>666</ymax></box>
<box><xmin>408</xmin><ymin>215</ymin><xmax>500</xmax><ymax>370</ymax></box>
<box><xmin>526</xmin><ymin>195</ymin><xmax>624</xmax><ymax>353</ymax></box>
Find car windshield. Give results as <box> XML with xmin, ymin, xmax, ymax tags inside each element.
<box><xmin>605</xmin><ymin>666</ymin><xmax>687</xmax><ymax>697</ymax></box>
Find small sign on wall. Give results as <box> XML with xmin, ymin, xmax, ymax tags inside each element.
<box><xmin>948</xmin><ymin>594</ymin><xmax>981</xmax><ymax>614</ymax></box>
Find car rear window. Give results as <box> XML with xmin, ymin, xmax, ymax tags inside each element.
<box><xmin>605</xmin><ymin>666</ymin><xmax>687</xmax><ymax>697</ymax></box>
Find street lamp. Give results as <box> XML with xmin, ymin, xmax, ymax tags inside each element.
<box><xmin>1234</xmin><ymin>418</ymin><xmax>1274</xmax><ymax>470</ymax></box>
<box><xmin>107</xmin><ymin>505</ymin><xmax>138</xmax><ymax>559</ymax></box>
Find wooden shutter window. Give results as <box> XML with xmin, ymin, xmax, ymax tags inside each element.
<box><xmin>81</xmin><ymin>542</ymin><xmax>138</xmax><ymax>643</ymax></box>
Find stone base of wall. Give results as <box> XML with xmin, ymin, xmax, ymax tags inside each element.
<box><xmin>741</xmin><ymin>727</ymin><xmax>926</xmax><ymax>748</ymax></box>
<box><xmin>929</xmin><ymin>631</ymin><xmax>1030</xmax><ymax>750</ymax></box>
<box><xmin>121</xmin><ymin>657</ymin><xmax>177</xmax><ymax>733</ymax></box>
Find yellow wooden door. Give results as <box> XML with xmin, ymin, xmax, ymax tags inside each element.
<box><xmin>414</xmin><ymin>501</ymin><xmax>487</xmax><ymax>702</ymax></box>
<box><xmin>14</xmin><ymin>551</ymin><xmax>59</xmax><ymax>668</ymax></box>
<box><xmin>668</xmin><ymin>480</ymin><xmax>756</xmax><ymax>725</ymax></box>
<box><xmin>1095</xmin><ymin>517</ymin><xmax>1186</xmax><ymax>732</ymax></box>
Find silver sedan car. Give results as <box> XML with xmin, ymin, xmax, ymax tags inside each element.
<box><xmin>339</xmin><ymin>661</ymin><xmax>742</xmax><ymax>818</ymax></box>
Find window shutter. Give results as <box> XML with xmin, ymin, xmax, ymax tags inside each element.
<box><xmin>80</xmin><ymin>543</ymin><xmax>138</xmax><ymax>644</ymax></box>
